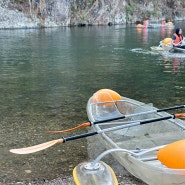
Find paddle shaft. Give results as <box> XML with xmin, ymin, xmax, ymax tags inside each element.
<box><xmin>10</xmin><ymin>113</ymin><xmax>185</xmax><ymax>154</ymax></box>
<box><xmin>46</xmin><ymin>104</ymin><xmax>185</xmax><ymax>134</ymax></box>
<box><xmin>64</xmin><ymin>114</ymin><xmax>177</xmax><ymax>142</ymax></box>
<box><xmin>90</xmin><ymin>105</ymin><xmax>185</xmax><ymax>125</ymax></box>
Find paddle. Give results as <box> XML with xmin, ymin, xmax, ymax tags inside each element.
<box><xmin>46</xmin><ymin>104</ymin><xmax>185</xmax><ymax>134</ymax></box>
<box><xmin>10</xmin><ymin>113</ymin><xmax>185</xmax><ymax>154</ymax></box>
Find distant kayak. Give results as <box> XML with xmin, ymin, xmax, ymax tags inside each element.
<box><xmin>137</xmin><ymin>22</ymin><xmax>174</xmax><ymax>29</ymax></box>
<box><xmin>151</xmin><ymin>37</ymin><xmax>185</xmax><ymax>53</ymax></box>
<box><xmin>148</xmin><ymin>23</ymin><xmax>174</xmax><ymax>29</ymax></box>
<box><xmin>150</xmin><ymin>38</ymin><xmax>173</xmax><ymax>52</ymax></box>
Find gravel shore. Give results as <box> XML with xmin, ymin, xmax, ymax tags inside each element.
<box><xmin>3</xmin><ymin>174</ymin><xmax>146</xmax><ymax>185</ymax></box>
<box><xmin>2</xmin><ymin>155</ymin><xmax>147</xmax><ymax>185</ymax></box>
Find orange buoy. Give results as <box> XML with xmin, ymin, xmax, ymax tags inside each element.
<box><xmin>137</xmin><ymin>24</ymin><xmax>143</xmax><ymax>28</ymax></box>
<box><xmin>92</xmin><ymin>89</ymin><xmax>121</xmax><ymax>105</ymax></box>
<box><xmin>163</xmin><ymin>38</ymin><xmax>172</xmax><ymax>45</ymax></box>
<box><xmin>167</xmin><ymin>21</ymin><xmax>173</xmax><ymax>25</ymax></box>
<box><xmin>157</xmin><ymin>139</ymin><xmax>185</xmax><ymax>168</ymax></box>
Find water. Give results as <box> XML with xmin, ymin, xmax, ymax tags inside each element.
<box><xmin>0</xmin><ymin>22</ymin><xmax>185</xmax><ymax>183</ymax></box>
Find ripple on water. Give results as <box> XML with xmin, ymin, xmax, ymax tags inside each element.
<box><xmin>130</xmin><ymin>48</ymin><xmax>159</xmax><ymax>55</ymax></box>
<box><xmin>162</xmin><ymin>51</ymin><xmax>185</xmax><ymax>58</ymax></box>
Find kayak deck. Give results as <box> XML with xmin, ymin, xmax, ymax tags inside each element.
<box><xmin>90</xmin><ymin>99</ymin><xmax>185</xmax><ymax>149</ymax></box>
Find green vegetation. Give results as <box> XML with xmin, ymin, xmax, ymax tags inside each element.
<box><xmin>87</xmin><ymin>0</ymin><xmax>95</xmax><ymax>6</ymax></box>
<box><xmin>145</xmin><ymin>9</ymin><xmax>161</xmax><ymax>19</ymax></box>
<box><xmin>10</xmin><ymin>0</ymin><xmax>27</xmax><ymax>3</ymax></box>
<box><xmin>126</xmin><ymin>2</ymin><xmax>136</xmax><ymax>22</ymax></box>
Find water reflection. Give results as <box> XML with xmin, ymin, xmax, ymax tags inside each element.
<box><xmin>142</xmin><ymin>28</ymin><xmax>148</xmax><ymax>43</ymax></box>
<box><xmin>162</xmin><ymin>57</ymin><xmax>185</xmax><ymax>73</ymax></box>
<box><xmin>172</xmin><ymin>58</ymin><xmax>181</xmax><ymax>73</ymax></box>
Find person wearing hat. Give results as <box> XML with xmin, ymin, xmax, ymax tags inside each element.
<box><xmin>172</xmin><ymin>28</ymin><xmax>185</xmax><ymax>49</ymax></box>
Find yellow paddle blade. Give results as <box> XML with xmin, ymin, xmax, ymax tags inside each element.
<box><xmin>10</xmin><ymin>139</ymin><xmax>63</xmax><ymax>154</ymax></box>
<box><xmin>45</xmin><ymin>122</ymin><xmax>91</xmax><ymax>134</ymax></box>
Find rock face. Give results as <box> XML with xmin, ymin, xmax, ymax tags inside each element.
<box><xmin>0</xmin><ymin>0</ymin><xmax>185</xmax><ymax>28</ymax></box>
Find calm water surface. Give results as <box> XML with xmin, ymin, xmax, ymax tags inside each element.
<box><xmin>0</xmin><ymin>22</ymin><xmax>185</xmax><ymax>183</ymax></box>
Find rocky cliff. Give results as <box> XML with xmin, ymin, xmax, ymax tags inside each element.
<box><xmin>0</xmin><ymin>0</ymin><xmax>185</xmax><ymax>28</ymax></box>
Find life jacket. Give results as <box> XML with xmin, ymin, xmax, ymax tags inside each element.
<box><xmin>161</xmin><ymin>20</ymin><xmax>166</xmax><ymax>26</ymax></box>
<box><xmin>143</xmin><ymin>20</ymin><xmax>149</xmax><ymax>27</ymax></box>
<box><xmin>173</xmin><ymin>33</ymin><xmax>183</xmax><ymax>44</ymax></box>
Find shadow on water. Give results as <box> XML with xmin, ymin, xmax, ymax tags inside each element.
<box><xmin>0</xmin><ymin>22</ymin><xmax>185</xmax><ymax>183</ymax></box>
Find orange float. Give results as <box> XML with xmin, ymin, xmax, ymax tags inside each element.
<box><xmin>163</xmin><ymin>38</ymin><xmax>172</xmax><ymax>45</ymax></box>
<box><xmin>157</xmin><ymin>139</ymin><xmax>185</xmax><ymax>168</ymax></box>
<box><xmin>92</xmin><ymin>89</ymin><xmax>121</xmax><ymax>105</ymax></box>
<box><xmin>167</xmin><ymin>21</ymin><xmax>173</xmax><ymax>25</ymax></box>
<box><xmin>137</xmin><ymin>24</ymin><xmax>143</xmax><ymax>28</ymax></box>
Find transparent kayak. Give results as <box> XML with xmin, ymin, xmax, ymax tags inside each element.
<box><xmin>87</xmin><ymin>92</ymin><xmax>185</xmax><ymax>185</ymax></box>
<box><xmin>150</xmin><ymin>38</ymin><xmax>185</xmax><ymax>53</ymax></box>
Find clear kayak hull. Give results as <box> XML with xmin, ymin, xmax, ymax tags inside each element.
<box><xmin>87</xmin><ymin>95</ymin><xmax>185</xmax><ymax>185</ymax></box>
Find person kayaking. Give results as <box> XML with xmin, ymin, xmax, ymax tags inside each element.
<box><xmin>172</xmin><ymin>28</ymin><xmax>185</xmax><ymax>49</ymax></box>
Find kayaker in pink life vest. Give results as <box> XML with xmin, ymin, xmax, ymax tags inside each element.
<box><xmin>172</xmin><ymin>28</ymin><xmax>185</xmax><ymax>49</ymax></box>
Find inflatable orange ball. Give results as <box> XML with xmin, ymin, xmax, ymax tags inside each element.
<box><xmin>157</xmin><ymin>139</ymin><xmax>185</xmax><ymax>169</ymax></box>
<box><xmin>163</xmin><ymin>38</ymin><xmax>172</xmax><ymax>45</ymax></box>
<box><xmin>167</xmin><ymin>22</ymin><xmax>173</xmax><ymax>25</ymax></box>
<box><xmin>137</xmin><ymin>24</ymin><xmax>143</xmax><ymax>28</ymax></box>
<box><xmin>92</xmin><ymin>89</ymin><xmax>122</xmax><ymax>104</ymax></box>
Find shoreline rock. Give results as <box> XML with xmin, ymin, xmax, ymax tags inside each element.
<box><xmin>0</xmin><ymin>0</ymin><xmax>185</xmax><ymax>29</ymax></box>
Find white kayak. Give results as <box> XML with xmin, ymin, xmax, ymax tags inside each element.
<box><xmin>87</xmin><ymin>89</ymin><xmax>185</xmax><ymax>185</ymax></box>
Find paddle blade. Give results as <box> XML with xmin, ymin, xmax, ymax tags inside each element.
<box><xmin>10</xmin><ymin>139</ymin><xmax>63</xmax><ymax>154</ymax></box>
<box><xmin>45</xmin><ymin>122</ymin><xmax>91</xmax><ymax>134</ymax></box>
<box><xmin>175</xmin><ymin>113</ymin><xmax>185</xmax><ymax>118</ymax></box>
